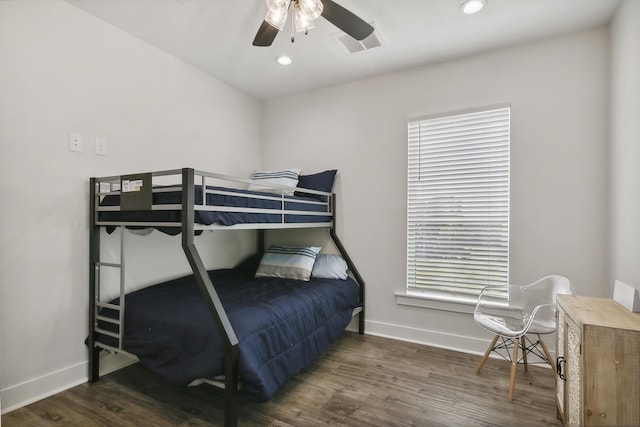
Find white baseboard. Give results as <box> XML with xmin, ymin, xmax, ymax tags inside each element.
<box><xmin>1</xmin><ymin>353</ymin><xmax>135</xmax><ymax>415</ymax></box>
<box><xmin>363</xmin><ymin>319</ymin><xmax>491</xmax><ymax>356</ymax></box>
<box><xmin>362</xmin><ymin>319</ymin><xmax>556</xmax><ymax>364</ymax></box>
<box><xmin>345</xmin><ymin>315</ymin><xmax>486</xmax><ymax>353</ymax></box>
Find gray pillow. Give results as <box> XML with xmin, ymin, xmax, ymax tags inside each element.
<box><xmin>311</xmin><ymin>254</ymin><xmax>349</xmax><ymax>280</ymax></box>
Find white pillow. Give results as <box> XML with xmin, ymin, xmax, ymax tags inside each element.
<box><xmin>248</xmin><ymin>169</ymin><xmax>301</xmax><ymax>195</ymax></box>
<box><xmin>311</xmin><ymin>254</ymin><xmax>349</xmax><ymax>280</ymax></box>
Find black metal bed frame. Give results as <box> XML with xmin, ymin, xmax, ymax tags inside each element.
<box><xmin>87</xmin><ymin>167</ymin><xmax>365</xmax><ymax>427</ymax></box>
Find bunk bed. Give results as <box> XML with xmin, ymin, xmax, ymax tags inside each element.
<box><xmin>88</xmin><ymin>168</ymin><xmax>365</xmax><ymax>427</ymax></box>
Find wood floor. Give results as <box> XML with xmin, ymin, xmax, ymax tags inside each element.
<box><xmin>2</xmin><ymin>333</ymin><xmax>562</xmax><ymax>426</ymax></box>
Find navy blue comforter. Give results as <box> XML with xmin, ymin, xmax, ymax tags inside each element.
<box><xmin>99</xmin><ymin>185</ymin><xmax>331</xmax><ymax>235</ymax></box>
<box><xmin>101</xmin><ymin>268</ymin><xmax>360</xmax><ymax>401</ymax></box>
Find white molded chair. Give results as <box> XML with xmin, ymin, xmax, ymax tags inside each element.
<box><xmin>474</xmin><ymin>275</ymin><xmax>573</xmax><ymax>400</ymax></box>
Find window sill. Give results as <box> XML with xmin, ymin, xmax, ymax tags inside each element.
<box><xmin>395</xmin><ymin>290</ymin><xmax>476</xmax><ymax>314</ymax></box>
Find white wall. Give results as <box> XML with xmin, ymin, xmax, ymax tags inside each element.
<box><xmin>262</xmin><ymin>28</ymin><xmax>610</xmax><ymax>351</ymax></box>
<box><xmin>610</xmin><ymin>0</ymin><xmax>640</xmax><ymax>292</ymax></box>
<box><xmin>0</xmin><ymin>0</ymin><xmax>261</xmax><ymax>412</ymax></box>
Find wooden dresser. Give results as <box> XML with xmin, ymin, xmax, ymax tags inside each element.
<box><xmin>556</xmin><ymin>295</ymin><xmax>640</xmax><ymax>426</ymax></box>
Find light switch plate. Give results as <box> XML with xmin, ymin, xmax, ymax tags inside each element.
<box><xmin>69</xmin><ymin>132</ymin><xmax>82</xmax><ymax>152</ymax></box>
<box><xmin>95</xmin><ymin>137</ymin><xmax>107</xmax><ymax>156</ymax></box>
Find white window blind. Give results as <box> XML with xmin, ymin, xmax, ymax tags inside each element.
<box><xmin>407</xmin><ymin>107</ymin><xmax>510</xmax><ymax>299</ymax></box>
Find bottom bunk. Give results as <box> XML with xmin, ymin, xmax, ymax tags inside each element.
<box><xmin>95</xmin><ymin>257</ymin><xmax>361</xmax><ymax>403</ymax></box>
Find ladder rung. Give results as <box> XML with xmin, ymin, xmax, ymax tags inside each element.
<box><xmin>94</xmin><ymin>342</ymin><xmax>137</xmax><ymax>359</ymax></box>
<box><xmin>96</xmin><ymin>301</ymin><xmax>120</xmax><ymax>311</ymax></box>
<box><xmin>96</xmin><ymin>314</ymin><xmax>120</xmax><ymax>325</ymax></box>
<box><xmin>96</xmin><ymin>262</ymin><xmax>121</xmax><ymax>268</ymax></box>
<box><xmin>95</xmin><ymin>328</ymin><xmax>120</xmax><ymax>339</ymax></box>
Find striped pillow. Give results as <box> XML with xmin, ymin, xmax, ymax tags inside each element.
<box><xmin>248</xmin><ymin>169</ymin><xmax>301</xmax><ymax>195</ymax></box>
<box><xmin>255</xmin><ymin>245</ymin><xmax>321</xmax><ymax>281</ymax></box>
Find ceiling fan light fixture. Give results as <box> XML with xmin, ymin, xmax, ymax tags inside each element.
<box><xmin>265</xmin><ymin>3</ymin><xmax>289</xmax><ymax>31</ymax></box>
<box><xmin>294</xmin><ymin>7</ymin><xmax>316</xmax><ymax>33</ymax></box>
<box><xmin>266</xmin><ymin>0</ymin><xmax>290</xmax><ymax>11</ymax></box>
<box><xmin>264</xmin><ymin>0</ymin><xmax>323</xmax><ymax>34</ymax></box>
<box><xmin>253</xmin><ymin>0</ymin><xmax>373</xmax><ymax>47</ymax></box>
<box><xmin>297</xmin><ymin>0</ymin><xmax>323</xmax><ymax>21</ymax></box>
<box><xmin>264</xmin><ymin>9</ymin><xmax>287</xmax><ymax>31</ymax></box>
<box><xmin>460</xmin><ymin>0</ymin><xmax>486</xmax><ymax>14</ymax></box>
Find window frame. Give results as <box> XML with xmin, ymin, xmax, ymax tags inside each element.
<box><xmin>404</xmin><ymin>105</ymin><xmax>511</xmax><ymax>306</ymax></box>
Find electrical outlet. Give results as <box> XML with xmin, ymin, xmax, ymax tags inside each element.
<box><xmin>95</xmin><ymin>137</ymin><xmax>107</xmax><ymax>156</ymax></box>
<box><xmin>69</xmin><ymin>132</ymin><xmax>83</xmax><ymax>152</ymax></box>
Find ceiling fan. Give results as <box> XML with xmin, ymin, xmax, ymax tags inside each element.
<box><xmin>253</xmin><ymin>0</ymin><xmax>374</xmax><ymax>47</ymax></box>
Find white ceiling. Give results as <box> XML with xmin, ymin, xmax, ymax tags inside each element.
<box><xmin>67</xmin><ymin>0</ymin><xmax>620</xmax><ymax>100</ymax></box>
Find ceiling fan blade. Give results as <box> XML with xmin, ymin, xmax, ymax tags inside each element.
<box><xmin>321</xmin><ymin>0</ymin><xmax>374</xmax><ymax>41</ymax></box>
<box><xmin>253</xmin><ymin>20</ymin><xmax>280</xmax><ymax>47</ymax></box>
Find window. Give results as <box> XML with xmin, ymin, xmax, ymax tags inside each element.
<box><xmin>407</xmin><ymin>106</ymin><xmax>510</xmax><ymax>301</ymax></box>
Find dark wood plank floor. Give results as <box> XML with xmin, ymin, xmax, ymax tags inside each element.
<box><xmin>2</xmin><ymin>333</ymin><xmax>562</xmax><ymax>426</ymax></box>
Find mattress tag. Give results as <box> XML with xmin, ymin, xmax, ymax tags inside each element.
<box><xmin>122</xmin><ymin>179</ymin><xmax>144</xmax><ymax>192</ymax></box>
<box><xmin>120</xmin><ymin>173</ymin><xmax>152</xmax><ymax>211</ymax></box>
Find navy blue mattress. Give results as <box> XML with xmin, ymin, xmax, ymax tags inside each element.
<box><xmin>99</xmin><ymin>267</ymin><xmax>360</xmax><ymax>401</ymax></box>
<box><xmin>99</xmin><ymin>185</ymin><xmax>331</xmax><ymax>234</ymax></box>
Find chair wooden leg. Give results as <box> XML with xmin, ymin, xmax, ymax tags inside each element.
<box><xmin>521</xmin><ymin>335</ymin><xmax>528</xmax><ymax>372</ymax></box>
<box><xmin>476</xmin><ymin>335</ymin><xmax>500</xmax><ymax>374</ymax></box>
<box><xmin>538</xmin><ymin>337</ymin><xmax>556</xmax><ymax>374</ymax></box>
<box><xmin>509</xmin><ymin>338</ymin><xmax>519</xmax><ymax>401</ymax></box>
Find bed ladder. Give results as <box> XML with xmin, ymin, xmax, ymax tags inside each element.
<box><xmin>88</xmin><ymin>177</ymin><xmax>102</xmax><ymax>381</ymax></box>
<box><xmin>89</xmin><ymin>179</ymin><xmax>131</xmax><ymax>382</ymax></box>
<box><xmin>93</xmin><ymin>227</ymin><xmax>129</xmax><ymax>351</ymax></box>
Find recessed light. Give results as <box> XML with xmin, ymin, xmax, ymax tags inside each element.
<box><xmin>460</xmin><ymin>0</ymin><xmax>486</xmax><ymax>14</ymax></box>
<box><xmin>275</xmin><ymin>55</ymin><xmax>292</xmax><ymax>65</ymax></box>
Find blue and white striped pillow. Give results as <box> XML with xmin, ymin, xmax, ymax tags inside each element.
<box><xmin>255</xmin><ymin>245</ymin><xmax>321</xmax><ymax>281</ymax></box>
<box><xmin>248</xmin><ymin>169</ymin><xmax>301</xmax><ymax>195</ymax></box>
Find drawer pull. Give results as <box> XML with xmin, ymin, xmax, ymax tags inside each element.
<box><xmin>556</xmin><ymin>356</ymin><xmax>566</xmax><ymax>381</ymax></box>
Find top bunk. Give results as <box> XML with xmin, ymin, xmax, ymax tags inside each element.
<box><xmin>91</xmin><ymin>168</ymin><xmax>335</xmax><ymax>233</ymax></box>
